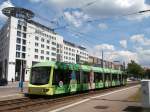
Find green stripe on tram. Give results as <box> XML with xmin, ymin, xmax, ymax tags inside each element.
<box><xmin>81</xmin><ymin>65</ymin><xmax>91</xmax><ymax>72</ymax></box>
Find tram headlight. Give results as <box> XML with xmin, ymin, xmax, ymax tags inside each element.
<box><xmin>42</xmin><ymin>88</ymin><xmax>49</xmax><ymax>92</ymax></box>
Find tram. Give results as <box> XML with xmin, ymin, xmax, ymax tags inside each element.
<box><xmin>28</xmin><ymin>61</ymin><xmax>127</xmax><ymax>95</ymax></box>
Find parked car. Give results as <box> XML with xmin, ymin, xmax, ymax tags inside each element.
<box><xmin>0</xmin><ymin>79</ymin><xmax>8</xmax><ymax>86</ymax></box>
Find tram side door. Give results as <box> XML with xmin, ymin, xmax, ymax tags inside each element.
<box><xmin>69</xmin><ymin>71</ymin><xmax>77</xmax><ymax>92</ymax></box>
<box><xmin>89</xmin><ymin>71</ymin><xmax>95</xmax><ymax>90</ymax></box>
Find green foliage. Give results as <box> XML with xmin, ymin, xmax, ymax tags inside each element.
<box><xmin>145</xmin><ymin>69</ymin><xmax>150</xmax><ymax>79</ymax></box>
<box><xmin>127</xmin><ymin>60</ymin><xmax>144</xmax><ymax>78</ymax></box>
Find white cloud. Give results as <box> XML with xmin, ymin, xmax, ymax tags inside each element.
<box><xmin>95</xmin><ymin>44</ymin><xmax>115</xmax><ymax>51</ymax></box>
<box><xmin>0</xmin><ymin>0</ymin><xmax>14</xmax><ymax>20</ymax></box>
<box><xmin>130</xmin><ymin>34</ymin><xmax>150</xmax><ymax>46</ymax></box>
<box><xmin>98</xmin><ymin>23</ymin><xmax>108</xmax><ymax>30</ymax></box>
<box><xmin>119</xmin><ymin>40</ymin><xmax>127</xmax><ymax>48</ymax></box>
<box><xmin>105</xmin><ymin>46</ymin><xmax>150</xmax><ymax>67</ymax></box>
<box><xmin>64</xmin><ymin>10</ymin><xmax>89</xmax><ymax>27</ymax></box>
<box><xmin>29</xmin><ymin>0</ymin><xmax>150</xmax><ymax>20</ymax></box>
<box><xmin>90</xmin><ymin>43</ymin><xmax>138</xmax><ymax>65</ymax></box>
<box><xmin>112</xmin><ymin>50</ymin><xmax>138</xmax><ymax>64</ymax></box>
<box><xmin>137</xmin><ymin>49</ymin><xmax>150</xmax><ymax>67</ymax></box>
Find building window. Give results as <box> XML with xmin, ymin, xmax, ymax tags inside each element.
<box><xmin>22</xmin><ymin>53</ymin><xmax>26</xmax><ymax>58</ymax></box>
<box><xmin>35</xmin><ymin>43</ymin><xmax>39</xmax><ymax>46</ymax></box>
<box><xmin>34</xmin><ymin>55</ymin><xmax>38</xmax><ymax>59</ymax></box>
<box><xmin>23</xmin><ymin>33</ymin><xmax>26</xmax><ymax>38</ymax></box>
<box><xmin>47</xmin><ymin>40</ymin><xmax>50</xmax><ymax>43</ymax></box>
<box><xmin>35</xmin><ymin>49</ymin><xmax>38</xmax><ymax>53</ymax></box>
<box><xmin>23</xmin><ymin>26</ymin><xmax>27</xmax><ymax>31</ymax></box>
<box><xmin>46</xmin><ymin>57</ymin><xmax>49</xmax><ymax>60</ymax></box>
<box><xmin>57</xmin><ymin>49</ymin><xmax>59</xmax><ymax>53</ymax></box>
<box><xmin>22</xmin><ymin>39</ymin><xmax>26</xmax><ymax>45</ymax></box>
<box><xmin>16</xmin><ymin>38</ymin><xmax>21</xmax><ymax>44</ymax></box>
<box><xmin>41</xmin><ymin>38</ymin><xmax>44</xmax><ymax>42</ymax></box>
<box><xmin>51</xmin><ymin>52</ymin><xmax>56</xmax><ymax>56</ymax></box>
<box><xmin>52</xmin><ymin>47</ymin><xmax>56</xmax><ymax>51</ymax></box>
<box><xmin>40</xmin><ymin>56</ymin><xmax>44</xmax><ymax>60</ymax></box>
<box><xmin>52</xmin><ymin>42</ymin><xmax>56</xmax><ymax>45</ymax></box>
<box><xmin>16</xmin><ymin>52</ymin><xmax>20</xmax><ymax>58</ymax></box>
<box><xmin>46</xmin><ymin>51</ymin><xmax>49</xmax><ymax>55</ymax></box>
<box><xmin>16</xmin><ymin>45</ymin><xmax>21</xmax><ymax>51</ymax></box>
<box><xmin>57</xmin><ymin>44</ymin><xmax>59</xmax><ymax>48</ymax></box>
<box><xmin>35</xmin><ymin>36</ymin><xmax>39</xmax><ymax>40</ymax></box>
<box><xmin>47</xmin><ymin>46</ymin><xmax>49</xmax><ymax>49</ymax></box>
<box><xmin>17</xmin><ymin>24</ymin><xmax>21</xmax><ymax>30</ymax></box>
<box><xmin>41</xmin><ymin>50</ymin><xmax>44</xmax><ymax>54</ymax></box>
<box><xmin>52</xmin><ymin>58</ymin><xmax>56</xmax><ymax>61</ymax></box>
<box><xmin>17</xmin><ymin>31</ymin><xmax>21</xmax><ymax>37</ymax></box>
<box><xmin>22</xmin><ymin>46</ymin><xmax>26</xmax><ymax>52</ymax></box>
<box><xmin>41</xmin><ymin>44</ymin><xmax>44</xmax><ymax>48</ymax></box>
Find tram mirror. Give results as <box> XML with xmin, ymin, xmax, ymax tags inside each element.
<box><xmin>59</xmin><ymin>81</ymin><xmax>63</xmax><ymax>87</ymax></box>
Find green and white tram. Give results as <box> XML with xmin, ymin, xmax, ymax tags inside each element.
<box><xmin>28</xmin><ymin>61</ymin><xmax>127</xmax><ymax>95</ymax></box>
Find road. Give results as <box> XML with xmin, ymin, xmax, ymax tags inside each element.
<box><xmin>49</xmin><ymin>85</ymin><xmax>140</xmax><ymax>112</ymax></box>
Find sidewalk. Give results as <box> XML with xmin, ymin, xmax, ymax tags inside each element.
<box><xmin>0</xmin><ymin>81</ymin><xmax>28</xmax><ymax>101</ymax></box>
<box><xmin>0</xmin><ymin>81</ymin><xmax>28</xmax><ymax>88</ymax></box>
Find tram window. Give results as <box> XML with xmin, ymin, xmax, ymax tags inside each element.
<box><xmin>112</xmin><ymin>74</ymin><xmax>117</xmax><ymax>81</ymax></box>
<box><xmin>82</xmin><ymin>72</ymin><xmax>89</xmax><ymax>83</ymax></box>
<box><xmin>76</xmin><ymin>71</ymin><xmax>80</xmax><ymax>84</ymax></box>
<box><xmin>104</xmin><ymin>74</ymin><xmax>110</xmax><ymax>81</ymax></box>
<box><xmin>30</xmin><ymin>67</ymin><xmax>50</xmax><ymax>85</ymax></box>
<box><xmin>53</xmin><ymin>69</ymin><xmax>72</xmax><ymax>85</ymax></box>
<box><xmin>94</xmin><ymin>72</ymin><xmax>102</xmax><ymax>83</ymax></box>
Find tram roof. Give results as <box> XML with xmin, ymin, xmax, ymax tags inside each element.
<box><xmin>32</xmin><ymin>61</ymin><xmax>56</xmax><ymax>68</ymax></box>
<box><xmin>32</xmin><ymin>61</ymin><xmax>123</xmax><ymax>74</ymax></box>
<box><xmin>32</xmin><ymin>61</ymin><xmax>80</xmax><ymax>71</ymax></box>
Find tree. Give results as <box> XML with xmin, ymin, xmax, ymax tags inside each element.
<box><xmin>127</xmin><ymin>60</ymin><xmax>144</xmax><ymax>78</ymax></box>
<box><xmin>145</xmin><ymin>69</ymin><xmax>150</xmax><ymax>79</ymax></box>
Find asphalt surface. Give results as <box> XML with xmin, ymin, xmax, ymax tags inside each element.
<box><xmin>49</xmin><ymin>85</ymin><xmax>141</xmax><ymax>112</ymax></box>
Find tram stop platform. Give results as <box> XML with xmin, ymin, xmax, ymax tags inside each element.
<box><xmin>0</xmin><ymin>81</ymin><xmax>27</xmax><ymax>101</ymax></box>
<box><xmin>48</xmin><ymin>85</ymin><xmax>150</xmax><ymax>112</ymax></box>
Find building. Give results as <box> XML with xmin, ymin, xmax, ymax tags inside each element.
<box><xmin>63</xmin><ymin>40</ymin><xmax>88</xmax><ymax>64</ymax></box>
<box><xmin>88</xmin><ymin>56</ymin><xmax>124</xmax><ymax>70</ymax></box>
<box><xmin>0</xmin><ymin>7</ymin><xmax>88</xmax><ymax>81</ymax></box>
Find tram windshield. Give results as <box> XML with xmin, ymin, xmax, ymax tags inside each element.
<box><xmin>30</xmin><ymin>67</ymin><xmax>51</xmax><ymax>85</ymax></box>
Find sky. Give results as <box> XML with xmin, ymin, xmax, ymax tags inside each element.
<box><xmin>0</xmin><ymin>0</ymin><xmax>150</xmax><ymax>67</ymax></box>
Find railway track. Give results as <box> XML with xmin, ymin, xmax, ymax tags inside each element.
<box><xmin>0</xmin><ymin>82</ymin><xmax>139</xmax><ymax>112</ymax></box>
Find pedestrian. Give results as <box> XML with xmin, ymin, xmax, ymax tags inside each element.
<box><xmin>11</xmin><ymin>78</ymin><xmax>14</xmax><ymax>83</ymax></box>
<box><xmin>19</xmin><ymin>80</ymin><xmax>24</xmax><ymax>92</ymax></box>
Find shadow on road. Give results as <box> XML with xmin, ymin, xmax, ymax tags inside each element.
<box><xmin>93</xmin><ymin>98</ymin><xmax>139</xmax><ymax>103</ymax></box>
<box><xmin>123</xmin><ymin>106</ymin><xmax>150</xmax><ymax>112</ymax></box>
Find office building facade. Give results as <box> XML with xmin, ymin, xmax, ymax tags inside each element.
<box><xmin>0</xmin><ymin>7</ymin><xmax>88</xmax><ymax>81</ymax></box>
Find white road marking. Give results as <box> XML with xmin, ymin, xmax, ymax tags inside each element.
<box><xmin>50</xmin><ymin>85</ymin><xmax>140</xmax><ymax>112</ymax></box>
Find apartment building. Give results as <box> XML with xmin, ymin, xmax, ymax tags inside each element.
<box><xmin>88</xmin><ymin>56</ymin><xmax>124</xmax><ymax>70</ymax></box>
<box><xmin>63</xmin><ymin>40</ymin><xmax>88</xmax><ymax>64</ymax></box>
<box><xmin>0</xmin><ymin>7</ymin><xmax>88</xmax><ymax>81</ymax></box>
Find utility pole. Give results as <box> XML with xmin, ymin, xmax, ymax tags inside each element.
<box><xmin>102</xmin><ymin>50</ymin><xmax>104</xmax><ymax>68</ymax></box>
<box><xmin>101</xmin><ymin>50</ymin><xmax>105</xmax><ymax>87</ymax></box>
<box><xmin>19</xmin><ymin>60</ymin><xmax>23</xmax><ymax>92</ymax></box>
